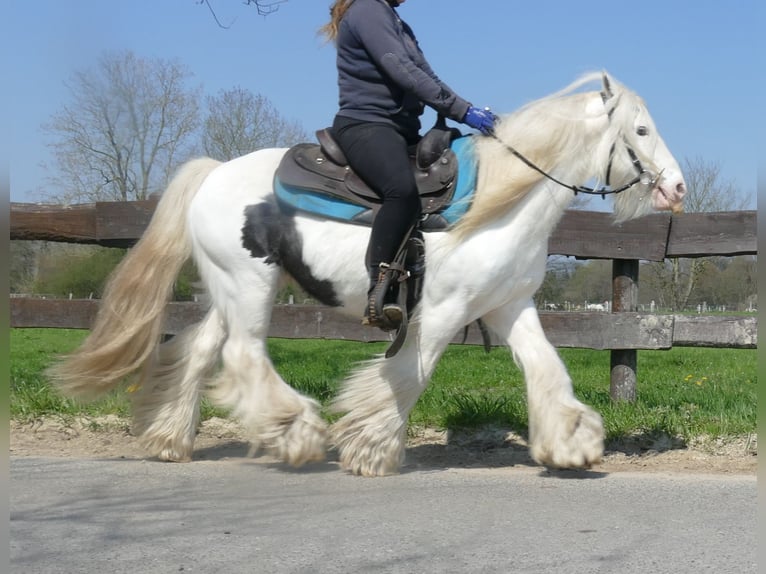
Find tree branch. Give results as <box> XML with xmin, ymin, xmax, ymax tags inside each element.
<box><xmin>199</xmin><ymin>0</ymin><xmax>233</xmax><ymax>29</ymax></box>
<box><xmin>246</xmin><ymin>0</ymin><xmax>289</xmax><ymax>16</ymax></box>
<box><xmin>200</xmin><ymin>0</ymin><xmax>289</xmax><ymax>29</ymax></box>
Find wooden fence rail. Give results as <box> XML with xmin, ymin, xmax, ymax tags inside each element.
<box><xmin>10</xmin><ymin>298</ymin><xmax>757</xmax><ymax>350</ymax></box>
<box><xmin>10</xmin><ymin>202</ymin><xmax>758</xmax><ymax>400</ymax></box>
<box><xmin>10</xmin><ymin>201</ymin><xmax>757</xmax><ymax>258</ymax></box>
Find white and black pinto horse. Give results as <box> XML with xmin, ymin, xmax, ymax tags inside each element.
<box><xmin>49</xmin><ymin>72</ymin><xmax>686</xmax><ymax>476</ymax></box>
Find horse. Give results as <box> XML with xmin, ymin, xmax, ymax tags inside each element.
<box><xmin>48</xmin><ymin>72</ymin><xmax>686</xmax><ymax>476</ymax></box>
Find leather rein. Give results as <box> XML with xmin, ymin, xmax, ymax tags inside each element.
<box><xmin>488</xmin><ymin>95</ymin><xmax>662</xmax><ymax>199</ymax></box>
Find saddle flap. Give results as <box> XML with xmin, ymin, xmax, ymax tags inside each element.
<box><xmin>277</xmin><ymin>143</ymin><xmax>349</xmax><ymax>195</ymax></box>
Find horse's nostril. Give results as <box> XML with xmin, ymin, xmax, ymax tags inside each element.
<box><xmin>677</xmin><ymin>182</ymin><xmax>687</xmax><ymax>197</ymax></box>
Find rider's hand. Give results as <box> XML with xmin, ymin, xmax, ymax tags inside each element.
<box><xmin>463</xmin><ymin>106</ymin><xmax>497</xmax><ymax>135</ymax></box>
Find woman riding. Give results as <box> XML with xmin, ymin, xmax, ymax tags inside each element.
<box><xmin>320</xmin><ymin>0</ymin><xmax>496</xmax><ymax>330</ymax></box>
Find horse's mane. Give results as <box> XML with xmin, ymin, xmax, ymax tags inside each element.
<box><xmin>450</xmin><ymin>72</ymin><xmax>644</xmax><ymax>239</ymax></box>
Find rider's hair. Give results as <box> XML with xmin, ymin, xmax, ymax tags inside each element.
<box><xmin>319</xmin><ymin>0</ymin><xmax>356</xmax><ymax>42</ymax></box>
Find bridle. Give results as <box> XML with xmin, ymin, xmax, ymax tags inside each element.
<box><xmin>488</xmin><ymin>93</ymin><xmax>662</xmax><ymax>198</ymax></box>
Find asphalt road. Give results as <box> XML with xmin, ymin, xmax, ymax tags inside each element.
<box><xmin>11</xmin><ymin>456</ymin><xmax>756</xmax><ymax>574</ymax></box>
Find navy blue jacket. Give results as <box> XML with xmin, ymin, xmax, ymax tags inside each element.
<box><xmin>335</xmin><ymin>0</ymin><xmax>471</xmax><ymax>137</ymax></box>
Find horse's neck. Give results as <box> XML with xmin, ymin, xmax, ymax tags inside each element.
<box><xmin>498</xmin><ymin>92</ymin><xmax>607</xmax><ymax>228</ymax></box>
<box><xmin>453</xmin><ymin>91</ymin><xmax>609</xmax><ymax>243</ymax></box>
<box><xmin>489</xmin><ymin>177</ymin><xmax>576</xmax><ymax>249</ymax></box>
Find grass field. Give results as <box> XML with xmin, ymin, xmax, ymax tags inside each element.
<box><xmin>10</xmin><ymin>328</ymin><xmax>757</xmax><ymax>443</ymax></box>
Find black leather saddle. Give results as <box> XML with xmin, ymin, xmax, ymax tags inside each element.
<box><xmin>275</xmin><ymin>118</ymin><xmax>462</xmax><ymax>228</ymax></box>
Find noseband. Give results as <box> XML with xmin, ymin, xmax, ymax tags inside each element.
<box><xmin>603</xmin><ymin>143</ymin><xmax>661</xmax><ymax>194</ymax></box>
<box><xmin>489</xmin><ymin>97</ymin><xmax>660</xmax><ymax>198</ymax></box>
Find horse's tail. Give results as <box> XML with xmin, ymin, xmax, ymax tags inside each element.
<box><xmin>46</xmin><ymin>157</ymin><xmax>222</xmax><ymax>399</ymax></box>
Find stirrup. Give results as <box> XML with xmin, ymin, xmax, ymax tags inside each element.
<box><xmin>362</xmin><ymin>263</ymin><xmax>405</xmax><ymax>332</ymax></box>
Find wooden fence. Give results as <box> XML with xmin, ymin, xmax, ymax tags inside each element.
<box><xmin>10</xmin><ymin>201</ymin><xmax>758</xmax><ymax>400</ymax></box>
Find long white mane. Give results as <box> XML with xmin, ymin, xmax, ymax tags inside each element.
<box><xmin>452</xmin><ymin>72</ymin><xmax>652</xmax><ymax>238</ymax></box>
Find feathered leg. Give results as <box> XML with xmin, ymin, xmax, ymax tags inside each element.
<box><xmin>132</xmin><ymin>309</ymin><xmax>226</xmax><ymax>461</ymax></box>
<box><xmin>482</xmin><ymin>301</ymin><xmax>604</xmax><ymax>468</ymax></box>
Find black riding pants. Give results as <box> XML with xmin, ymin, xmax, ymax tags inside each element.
<box><xmin>332</xmin><ymin>116</ymin><xmax>422</xmax><ymax>279</ymax></box>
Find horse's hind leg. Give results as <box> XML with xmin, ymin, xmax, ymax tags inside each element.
<box><xmin>206</xmin><ymin>287</ymin><xmax>327</xmax><ymax>466</ymax></box>
<box><xmin>482</xmin><ymin>300</ymin><xmax>604</xmax><ymax>469</ymax></box>
<box><xmin>209</xmin><ymin>333</ymin><xmax>327</xmax><ymax>466</ymax></box>
<box><xmin>131</xmin><ymin>309</ymin><xmax>226</xmax><ymax>462</ymax></box>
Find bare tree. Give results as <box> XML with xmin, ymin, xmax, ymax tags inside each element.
<box><xmin>644</xmin><ymin>157</ymin><xmax>751</xmax><ymax>311</ymax></box>
<box><xmin>202</xmin><ymin>87</ymin><xmax>307</xmax><ymax>161</ymax></box>
<box><xmin>562</xmin><ymin>260</ymin><xmax>612</xmax><ymax>307</ymax></box>
<box><xmin>9</xmin><ymin>241</ymin><xmax>40</xmax><ymax>293</ymax></box>
<box><xmin>681</xmin><ymin>156</ymin><xmax>751</xmax><ymax>213</ymax></box>
<box><xmin>42</xmin><ymin>50</ymin><xmax>201</xmax><ymax>203</ymax></box>
<box><xmin>693</xmin><ymin>256</ymin><xmax>757</xmax><ymax>310</ymax></box>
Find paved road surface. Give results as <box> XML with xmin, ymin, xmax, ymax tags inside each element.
<box><xmin>11</xmin><ymin>456</ymin><xmax>755</xmax><ymax>573</ymax></box>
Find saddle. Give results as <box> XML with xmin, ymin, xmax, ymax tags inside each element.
<box><xmin>275</xmin><ymin>117</ymin><xmax>463</xmax><ymax>230</ymax></box>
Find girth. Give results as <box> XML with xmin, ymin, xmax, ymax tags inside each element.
<box><xmin>275</xmin><ymin>122</ymin><xmax>461</xmax><ymax>226</ymax></box>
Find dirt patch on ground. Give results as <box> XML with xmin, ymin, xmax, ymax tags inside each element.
<box><xmin>10</xmin><ymin>416</ymin><xmax>757</xmax><ymax>475</ymax></box>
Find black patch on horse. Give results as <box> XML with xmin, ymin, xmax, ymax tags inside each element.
<box><xmin>241</xmin><ymin>200</ymin><xmax>342</xmax><ymax>307</ymax></box>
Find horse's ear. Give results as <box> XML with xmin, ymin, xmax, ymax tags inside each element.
<box><xmin>601</xmin><ymin>72</ymin><xmax>614</xmax><ymax>102</ymax></box>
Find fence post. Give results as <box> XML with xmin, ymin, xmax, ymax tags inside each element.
<box><xmin>610</xmin><ymin>259</ymin><xmax>638</xmax><ymax>401</ymax></box>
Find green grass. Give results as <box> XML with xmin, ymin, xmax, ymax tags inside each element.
<box><xmin>10</xmin><ymin>329</ymin><xmax>756</xmax><ymax>443</ymax></box>
<box><xmin>10</xmin><ymin>329</ymin><xmax>118</xmax><ymax>419</ymax></box>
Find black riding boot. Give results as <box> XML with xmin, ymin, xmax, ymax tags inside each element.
<box><xmin>363</xmin><ymin>264</ymin><xmax>404</xmax><ymax>331</ymax></box>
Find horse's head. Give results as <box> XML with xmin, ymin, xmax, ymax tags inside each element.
<box><xmin>601</xmin><ymin>73</ymin><xmax>686</xmax><ymax>221</ymax></box>
<box><xmin>451</xmin><ymin>72</ymin><xmax>689</xmax><ymax>239</ymax></box>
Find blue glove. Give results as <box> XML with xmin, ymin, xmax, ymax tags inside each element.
<box><xmin>463</xmin><ymin>106</ymin><xmax>497</xmax><ymax>135</ymax></box>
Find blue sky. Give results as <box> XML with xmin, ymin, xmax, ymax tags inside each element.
<box><xmin>6</xmin><ymin>0</ymin><xmax>759</xmax><ymax>206</ymax></box>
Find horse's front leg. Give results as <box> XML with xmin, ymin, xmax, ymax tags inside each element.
<box><xmin>483</xmin><ymin>301</ymin><xmax>604</xmax><ymax>469</ymax></box>
<box><xmin>330</xmin><ymin>314</ymin><xmax>457</xmax><ymax>477</ymax></box>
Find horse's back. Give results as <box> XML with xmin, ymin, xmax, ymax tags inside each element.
<box><xmin>197</xmin><ymin>147</ymin><xmax>288</xmax><ymax>205</ymax></box>
<box><xmin>190</xmin><ymin>148</ymin><xmax>286</xmax><ymax>239</ymax></box>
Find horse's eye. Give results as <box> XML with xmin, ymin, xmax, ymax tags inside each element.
<box><xmin>636</xmin><ymin>126</ymin><xmax>649</xmax><ymax>136</ymax></box>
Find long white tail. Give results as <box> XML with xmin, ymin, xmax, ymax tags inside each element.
<box><xmin>47</xmin><ymin>157</ymin><xmax>222</xmax><ymax>398</ymax></box>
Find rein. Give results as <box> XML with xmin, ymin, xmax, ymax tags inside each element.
<box><xmin>488</xmin><ymin>113</ymin><xmax>659</xmax><ymax>198</ymax></box>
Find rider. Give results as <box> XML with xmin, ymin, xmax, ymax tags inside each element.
<box><xmin>320</xmin><ymin>0</ymin><xmax>496</xmax><ymax>330</ymax></box>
